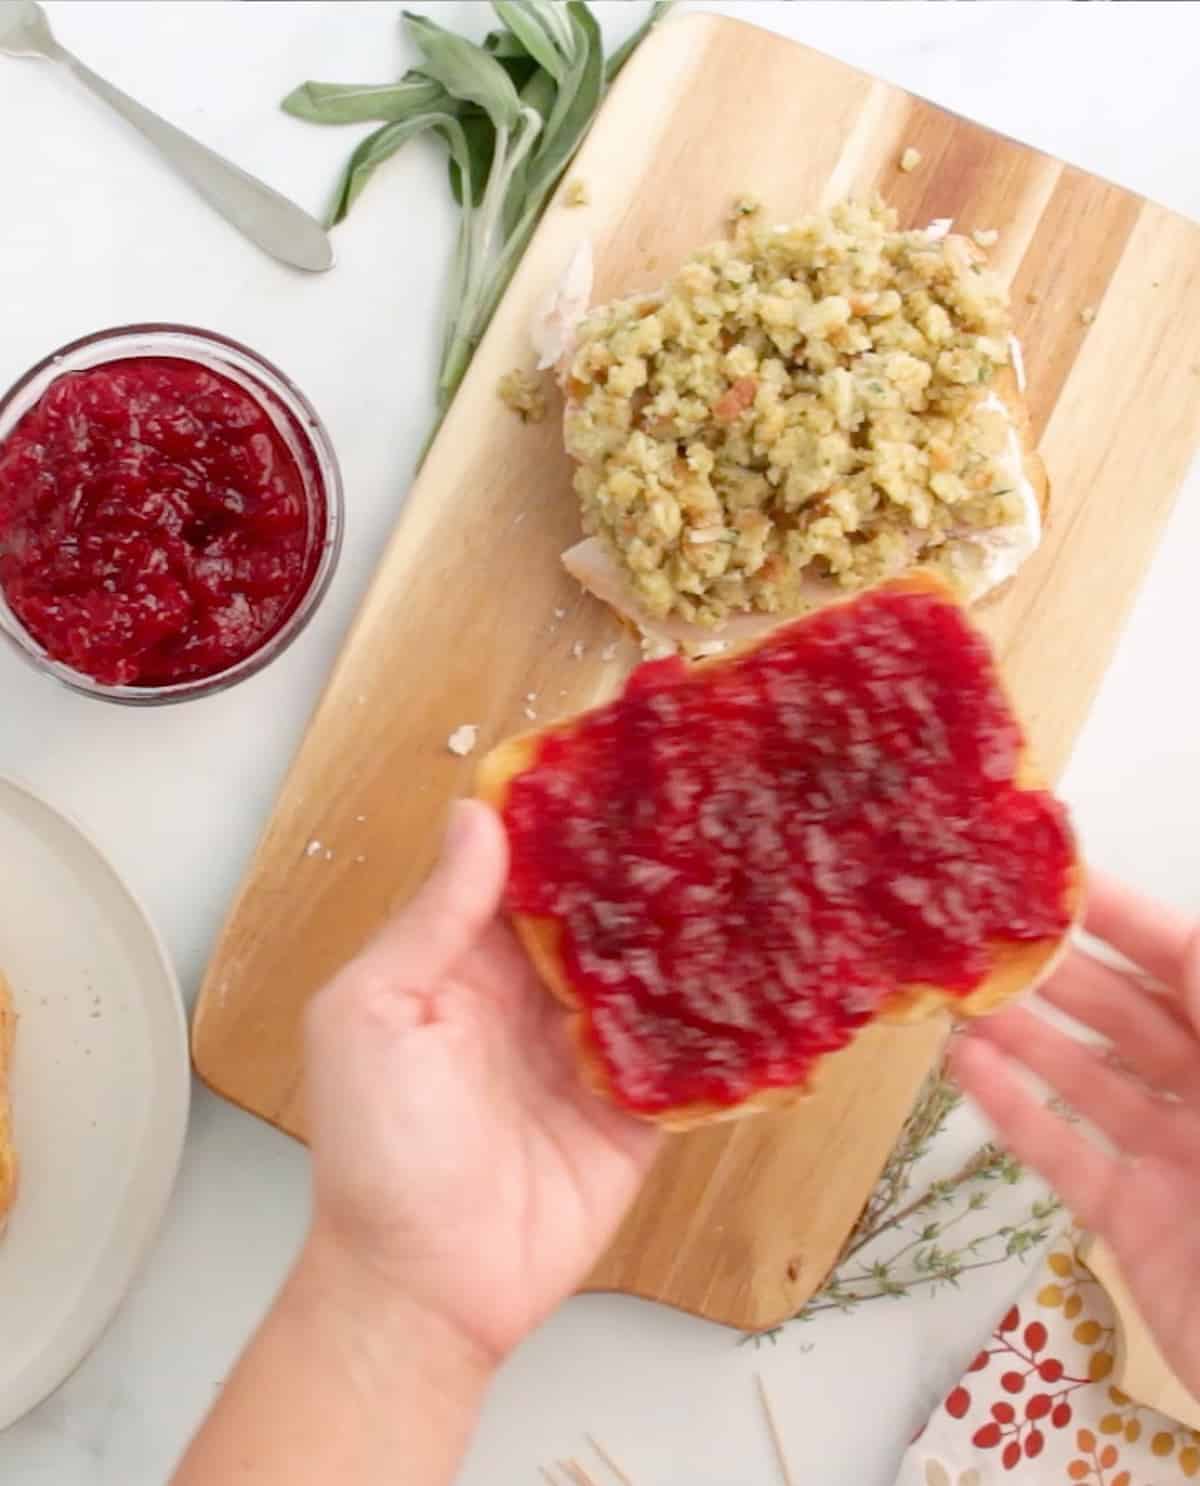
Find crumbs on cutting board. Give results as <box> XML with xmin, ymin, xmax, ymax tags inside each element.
<box><xmin>1080</xmin><ymin>305</ymin><xmax>1097</xmax><ymax>325</ymax></box>
<box><xmin>305</xmin><ymin>839</ymin><xmax>323</xmax><ymax>858</ymax></box>
<box><xmin>600</xmin><ymin>642</ymin><xmax>618</xmax><ymax>662</ymax></box>
<box><xmin>898</xmin><ymin>146</ymin><xmax>922</xmax><ymax>172</ymax></box>
<box><xmin>972</xmin><ymin>227</ymin><xmax>999</xmax><ymax>248</ymax></box>
<box><xmin>447</xmin><ymin>724</ymin><xmax>479</xmax><ymax>757</ymax></box>
<box><xmin>564</xmin><ymin>178</ymin><xmax>589</xmax><ymax>207</ymax></box>
<box><xmin>570</xmin><ymin>640</ymin><xmax>585</xmax><ymax>659</ymax></box>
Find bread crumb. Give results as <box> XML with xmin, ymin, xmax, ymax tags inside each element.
<box><xmin>497</xmin><ymin>368</ymin><xmax>547</xmax><ymax>423</ymax></box>
<box><xmin>899</xmin><ymin>146</ymin><xmax>922</xmax><ymax>173</ymax></box>
<box><xmin>305</xmin><ymin>839</ymin><xmax>323</xmax><ymax>858</ymax></box>
<box><xmin>731</xmin><ymin>193</ymin><xmax>761</xmax><ymax>219</ymax></box>
<box><xmin>324</xmin><ymin>848</ymin><xmax>334</xmax><ymax>862</ymax></box>
<box><xmin>447</xmin><ymin>724</ymin><xmax>479</xmax><ymax>757</ymax></box>
<box><xmin>600</xmin><ymin>642</ymin><xmax>618</xmax><ymax>662</ymax></box>
<box><xmin>564</xmin><ymin>178</ymin><xmax>589</xmax><ymax>208</ymax></box>
<box><xmin>354</xmin><ymin>854</ymin><xmax>367</xmax><ymax>865</ymax></box>
<box><xmin>355</xmin><ymin>814</ymin><xmax>366</xmax><ymax>823</ymax></box>
<box><xmin>523</xmin><ymin>706</ymin><xmax>537</xmax><ymax>721</ymax></box>
<box><xmin>1079</xmin><ymin>305</ymin><xmax>1096</xmax><ymax>325</ymax></box>
<box><xmin>554</xmin><ymin>607</ymin><xmax>566</xmax><ymax>620</ymax></box>
<box><xmin>1025</xmin><ymin>289</ymin><xmax>1040</xmax><ymax>304</ymax></box>
<box><xmin>570</xmin><ymin>640</ymin><xmax>585</xmax><ymax>659</ymax></box>
<box><xmin>525</xmin><ymin>691</ymin><xmax>538</xmax><ymax>703</ymax></box>
<box><xmin>971</xmin><ymin>228</ymin><xmax>999</xmax><ymax>248</ymax></box>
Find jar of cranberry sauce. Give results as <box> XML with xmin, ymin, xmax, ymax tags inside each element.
<box><xmin>0</xmin><ymin>325</ymin><xmax>342</xmax><ymax>704</ymax></box>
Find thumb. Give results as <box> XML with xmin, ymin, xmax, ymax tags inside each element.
<box><xmin>357</xmin><ymin>799</ymin><xmax>509</xmax><ymax>988</ymax></box>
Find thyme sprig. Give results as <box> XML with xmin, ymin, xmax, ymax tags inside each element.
<box><xmin>743</xmin><ymin>1067</ymin><xmax>1062</xmax><ymax>1344</ymax></box>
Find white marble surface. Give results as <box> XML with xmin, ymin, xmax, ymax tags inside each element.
<box><xmin>0</xmin><ymin>2</ymin><xmax>1197</xmax><ymax>1482</ymax></box>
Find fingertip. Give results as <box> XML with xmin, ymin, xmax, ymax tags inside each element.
<box><xmin>356</xmin><ymin>800</ymin><xmax>510</xmax><ymax>984</ymax></box>
<box><xmin>946</xmin><ymin>1026</ymin><xmax>1005</xmax><ymax>1087</ymax></box>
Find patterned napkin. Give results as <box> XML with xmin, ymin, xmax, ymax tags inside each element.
<box><xmin>895</xmin><ymin>1227</ymin><xmax>1200</xmax><ymax>1485</ymax></box>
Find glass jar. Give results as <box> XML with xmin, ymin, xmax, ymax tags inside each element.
<box><xmin>0</xmin><ymin>324</ymin><xmax>343</xmax><ymax>705</ymax></box>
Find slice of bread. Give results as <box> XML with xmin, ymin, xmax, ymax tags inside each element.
<box><xmin>478</xmin><ymin>575</ymin><xmax>1081</xmax><ymax>1131</ymax></box>
<box><xmin>0</xmin><ymin>973</ymin><xmax>17</xmax><ymax>1228</ymax></box>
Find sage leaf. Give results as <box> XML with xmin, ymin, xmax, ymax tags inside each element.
<box><xmin>327</xmin><ymin>110</ymin><xmax>467</xmax><ymax>225</ymax></box>
<box><xmin>402</xmin><ymin>10</ymin><xmax>522</xmax><ymax>131</ymax></box>
<box><xmin>448</xmin><ymin>112</ymin><xmax>497</xmax><ymax>210</ymax></box>
<box><xmin>495</xmin><ymin>55</ymin><xmax>540</xmax><ymax>93</ymax></box>
<box><xmin>283</xmin><ymin>0</ymin><xmax>670</xmax><ymax>439</ymax></box>
<box><xmin>502</xmin><ymin>65</ymin><xmax>558</xmax><ymax>237</ymax></box>
<box><xmin>482</xmin><ymin>28</ymin><xmax>530</xmax><ymax>61</ymax></box>
<box><xmin>492</xmin><ymin>1</ymin><xmax>567</xmax><ymax>82</ymax></box>
<box><xmin>517</xmin><ymin>0</ymin><xmax>579</xmax><ymax>62</ymax></box>
<box><xmin>520</xmin><ymin>1</ymin><xmax>602</xmax><ymax>209</ymax></box>
<box><xmin>281</xmin><ymin>73</ymin><xmax>448</xmax><ymax>125</ymax></box>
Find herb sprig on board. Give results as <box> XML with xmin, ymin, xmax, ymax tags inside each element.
<box><xmin>283</xmin><ymin>2</ymin><xmax>673</xmax><ymax>420</ymax></box>
<box><xmin>743</xmin><ymin>1067</ymin><xmax>1063</xmax><ymax>1344</ymax></box>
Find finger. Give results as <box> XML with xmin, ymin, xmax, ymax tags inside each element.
<box><xmin>1184</xmin><ymin>926</ymin><xmax>1200</xmax><ymax>1038</ymax></box>
<box><xmin>1037</xmin><ymin>948</ymin><xmax>1200</xmax><ymax>1104</ymax></box>
<box><xmin>948</xmin><ymin>1036</ymin><xmax>1118</xmax><ymax>1231</ymax></box>
<box><xmin>356</xmin><ymin>799</ymin><xmax>510</xmax><ymax>989</ymax></box>
<box><xmin>1085</xmin><ymin>869</ymin><xmax>1195</xmax><ymax>989</ymax></box>
<box><xmin>964</xmin><ymin>1007</ymin><xmax>1191</xmax><ymax>1162</ymax></box>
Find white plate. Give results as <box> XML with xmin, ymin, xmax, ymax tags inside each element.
<box><xmin>0</xmin><ymin>776</ymin><xmax>189</xmax><ymax>1430</ymax></box>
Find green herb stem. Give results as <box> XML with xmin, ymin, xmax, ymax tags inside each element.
<box><xmin>281</xmin><ymin>1</ymin><xmax>676</xmax><ymax>432</ymax></box>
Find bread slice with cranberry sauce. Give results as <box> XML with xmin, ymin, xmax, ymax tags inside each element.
<box><xmin>477</xmin><ymin>576</ymin><xmax>1081</xmax><ymax>1130</ymax></box>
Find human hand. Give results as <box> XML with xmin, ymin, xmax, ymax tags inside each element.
<box><xmin>303</xmin><ymin>799</ymin><xmax>661</xmax><ymax>1368</ymax></box>
<box><xmin>950</xmin><ymin>870</ymin><xmax>1200</xmax><ymax>1400</ymax></box>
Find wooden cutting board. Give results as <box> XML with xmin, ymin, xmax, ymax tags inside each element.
<box><xmin>1080</xmin><ymin>1238</ymin><xmax>1200</xmax><ymax>1431</ymax></box>
<box><xmin>192</xmin><ymin>13</ymin><xmax>1200</xmax><ymax>1329</ymax></box>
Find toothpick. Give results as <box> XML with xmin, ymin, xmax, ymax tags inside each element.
<box><xmin>756</xmin><ymin>1372</ymin><xmax>797</xmax><ymax>1486</ymax></box>
<box><xmin>586</xmin><ymin>1434</ymin><xmax>634</xmax><ymax>1486</ymax></box>
<box><xmin>559</xmin><ymin>1460</ymin><xmax>601</xmax><ymax>1486</ymax></box>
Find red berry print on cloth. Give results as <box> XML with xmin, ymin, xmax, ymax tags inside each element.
<box><xmin>943</xmin><ymin>1301</ymin><xmax>1092</xmax><ymax>1469</ymax></box>
<box><xmin>907</xmin><ymin>1233</ymin><xmax>1200</xmax><ymax>1486</ymax></box>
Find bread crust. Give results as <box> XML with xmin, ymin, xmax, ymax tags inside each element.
<box><xmin>477</xmin><ymin>576</ymin><xmax>1081</xmax><ymax>1130</ymax></box>
<box><xmin>0</xmin><ymin>973</ymin><xmax>17</xmax><ymax>1228</ymax></box>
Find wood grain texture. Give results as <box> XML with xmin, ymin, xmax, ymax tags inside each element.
<box><xmin>191</xmin><ymin>13</ymin><xmax>1200</xmax><ymax>1328</ymax></box>
<box><xmin>1080</xmin><ymin>1237</ymin><xmax>1200</xmax><ymax>1431</ymax></box>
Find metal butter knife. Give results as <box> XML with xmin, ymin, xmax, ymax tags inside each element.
<box><xmin>0</xmin><ymin>0</ymin><xmax>333</xmax><ymax>272</ymax></box>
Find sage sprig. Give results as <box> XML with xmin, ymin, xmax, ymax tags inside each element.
<box><xmin>282</xmin><ymin>1</ymin><xmax>674</xmax><ymax>422</ymax></box>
